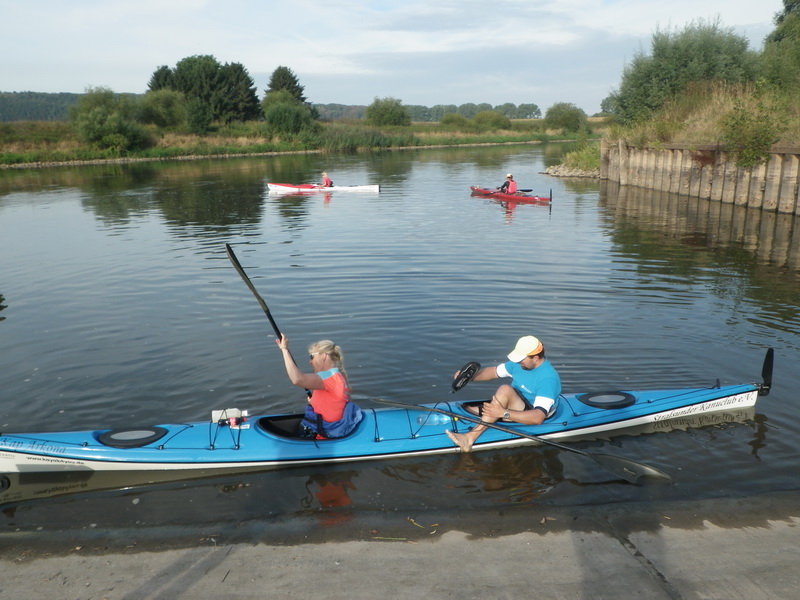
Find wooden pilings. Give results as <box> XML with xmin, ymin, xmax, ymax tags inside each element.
<box><xmin>601</xmin><ymin>143</ymin><xmax>800</xmax><ymax>215</ymax></box>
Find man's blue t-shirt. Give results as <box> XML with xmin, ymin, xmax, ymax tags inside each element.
<box><xmin>497</xmin><ymin>358</ymin><xmax>561</xmax><ymax>416</ymax></box>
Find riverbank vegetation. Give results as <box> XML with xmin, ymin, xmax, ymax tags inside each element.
<box><xmin>603</xmin><ymin>5</ymin><xmax>800</xmax><ymax>169</ymax></box>
<box><xmin>0</xmin><ymin>119</ymin><xmax>593</xmax><ymax>167</ymax></box>
<box><xmin>557</xmin><ymin>5</ymin><xmax>800</xmax><ymax>174</ymax></box>
<box><xmin>0</xmin><ymin>98</ymin><xmax>597</xmax><ymax>167</ymax></box>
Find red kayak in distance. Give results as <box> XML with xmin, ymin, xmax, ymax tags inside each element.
<box><xmin>470</xmin><ymin>186</ymin><xmax>552</xmax><ymax>204</ymax></box>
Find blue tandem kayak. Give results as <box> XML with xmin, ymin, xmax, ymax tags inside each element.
<box><xmin>0</xmin><ymin>351</ymin><xmax>772</xmax><ymax>479</ymax></box>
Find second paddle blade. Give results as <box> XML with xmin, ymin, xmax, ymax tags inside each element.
<box><xmin>591</xmin><ymin>453</ymin><xmax>672</xmax><ymax>485</ymax></box>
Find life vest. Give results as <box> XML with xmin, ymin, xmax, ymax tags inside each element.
<box><xmin>507</xmin><ymin>180</ymin><xmax>517</xmax><ymax>193</ymax></box>
<box><xmin>300</xmin><ymin>401</ymin><xmax>363</xmax><ymax>439</ymax></box>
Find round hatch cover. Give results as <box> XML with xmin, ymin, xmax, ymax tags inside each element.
<box><xmin>97</xmin><ymin>427</ymin><xmax>168</xmax><ymax>448</ymax></box>
<box><xmin>577</xmin><ymin>391</ymin><xmax>636</xmax><ymax>409</ymax></box>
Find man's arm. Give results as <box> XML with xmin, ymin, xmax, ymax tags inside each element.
<box><xmin>471</xmin><ymin>365</ymin><xmax>500</xmax><ymax>382</ymax></box>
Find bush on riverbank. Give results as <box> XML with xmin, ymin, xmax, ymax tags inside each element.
<box><xmin>606</xmin><ymin>81</ymin><xmax>799</xmax><ymax>169</ymax></box>
<box><xmin>560</xmin><ymin>140</ymin><xmax>601</xmax><ymax>172</ymax></box>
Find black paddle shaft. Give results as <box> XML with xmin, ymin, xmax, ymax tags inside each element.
<box><xmin>225</xmin><ymin>244</ymin><xmax>282</xmax><ymax>338</ymax></box>
<box><xmin>225</xmin><ymin>243</ymin><xmax>311</xmax><ymax>397</ymax></box>
<box><xmin>371</xmin><ymin>397</ymin><xmax>672</xmax><ymax>485</ymax></box>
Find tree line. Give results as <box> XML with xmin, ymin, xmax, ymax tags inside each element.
<box><xmin>0</xmin><ymin>90</ymin><xmax>541</xmax><ymax>124</ymax></box>
<box><xmin>1</xmin><ymin>56</ymin><xmax>553</xmax><ymax>153</ymax></box>
<box><xmin>0</xmin><ymin>92</ymin><xmax>82</xmax><ymax>121</ymax></box>
<box><xmin>315</xmin><ymin>102</ymin><xmax>542</xmax><ymax>122</ymax></box>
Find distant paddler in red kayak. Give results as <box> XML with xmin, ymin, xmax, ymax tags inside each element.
<box><xmin>469</xmin><ymin>186</ymin><xmax>552</xmax><ymax>203</ymax></box>
<box><xmin>498</xmin><ymin>173</ymin><xmax>517</xmax><ymax>194</ymax></box>
<box><xmin>320</xmin><ymin>171</ymin><xmax>333</xmax><ymax>187</ymax></box>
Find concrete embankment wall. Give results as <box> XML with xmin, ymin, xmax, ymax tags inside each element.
<box><xmin>601</xmin><ymin>140</ymin><xmax>800</xmax><ymax>215</ymax></box>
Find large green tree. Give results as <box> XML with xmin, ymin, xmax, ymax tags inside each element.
<box><xmin>605</xmin><ymin>18</ymin><xmax>759</xmax><ymax>124</ymax></box>
<box><xmin>213</xmin><ymin>62</ymin><xmax>263</xmax><ymax>123</ymax></box>
<box><xmin>365</xmin><ymin>97</ymin><xmax>411</xmax><ymax>126</ymax></box>
<box><xmin>147</xmin><ymin>55</ymin><xmax>260</xmax><ymax>124</ymax></box>
<box><xmin>774</xmin><ymin>0</ymin><xmax>800</xmax><ymax>26</ymax></box>
<box><xmin>515</xmin><ymin>103</ymin><xmax>541</xmax><ymax>119</ymax></box>
<box><xmin>265</xmin><ymin>66</ymin><xmax>307</xmax><ymax>103</ymax></box>
<box><xmin>543</xmin><ymin>102</ymin><xmax>588</xmax><ymax>133</ymax></box>
<box><xmin>261</xmin><ymin>66</ymin><xmax>319</xmax><ymax>133</ymax></box>
<box><xmin>429</xmin><ymin>104</ymin><xmax>458</xmax><ymax>121</ymax></box>
<box><xmin>493</xmin><ymin>103</ymin><xmax>518</xmax><ymax>118</ymax></box>
<box><xmin>457</xmin><ymin>103</ymin><xmax>479</xmax><ymax>118</ymax></box>
<box><xmin>148</xmin><ymin>66</ymin><xmax>173</xmax><ymax>91</ymax></box>
<box><xmin>762</xmin><ymin>1</ymin><xmax>800</xmax><ymax>93</ymax></box>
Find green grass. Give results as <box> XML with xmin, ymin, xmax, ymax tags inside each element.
<box><xmin>561</xmin><ymin>142</ymin><xmax>601</xmax><ymax>171</ymax></box>
<box><xmin>607</xmin><ymin>81</ymin><xmax>800</xmax><ymax>149</ymax></box>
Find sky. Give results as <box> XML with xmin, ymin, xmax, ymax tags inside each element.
<box><xmin>1</xmin><ymin>0</ymin><xmax>782</xmax><ymax>115</ymax></box>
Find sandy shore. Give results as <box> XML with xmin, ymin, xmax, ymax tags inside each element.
<box><xmin>2</xmin><ymin>491</ymin><xmax>798</xmax><ymax>599</ymax></box>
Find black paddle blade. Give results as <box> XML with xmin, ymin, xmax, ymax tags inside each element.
<box><xmin>759</xmin><ymin>348</ymin><xmax>774</xmax><ymax>396</ymax></box>
<box><xmin>452</xmin><ymin>362</ymin><xmax>480</xmax><ymax>392</ymax></box>
<box><xmin>591</xmin><ymin>453</ymin><xmax>673</xmax><ymax>485</ymax></box>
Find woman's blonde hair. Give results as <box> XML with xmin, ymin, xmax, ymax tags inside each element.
<box><xmin>309</xmin><ymin>340</ymin><xmax>347</xmax><ymax>380</ymax></box>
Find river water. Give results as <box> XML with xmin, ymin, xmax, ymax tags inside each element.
<box><xmin>1</xmin><ymin>145</ymin><xmax>799</xmax><ymax>543</ymax></box>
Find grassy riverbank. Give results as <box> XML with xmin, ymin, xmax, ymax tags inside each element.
<box><xmin>559</xmin><ymin>83</ymin><xmax>800</xmax><ymax>175</ymax></box>
<box><xmin>0</xmin><ymin>118</ymin><xmax>610</xmax><ymax>168</ymax></box>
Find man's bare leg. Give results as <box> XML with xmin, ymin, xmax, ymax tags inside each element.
<box><xmin>446</xmin><ymin>427</ymin><xmax>483</xmax><ymax>452</ymax></box>
<box><xmin>446</xmin><ymin>395</ymin><xmax>502</xmax><ymax>452</ymax></box>
<box><xmin>446</xmin><ymin>387</ymin><xmax>529</xmax><ymax>451</ymax></box>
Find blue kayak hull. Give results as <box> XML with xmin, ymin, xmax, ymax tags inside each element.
<box><xmin>0</xmin><ymin>383</ymin><xmax>761</xmax><ymax>474</ymax></box>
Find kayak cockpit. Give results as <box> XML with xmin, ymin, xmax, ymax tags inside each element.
<box><xmin>257</xmin><ymin>414</ymin><xmax>306</xmax><ymax>439</ymax></box>
<box><xmin>256</xmin><ymin>414</ymin><xmax>364</xmax><ymax>441</ymax></box>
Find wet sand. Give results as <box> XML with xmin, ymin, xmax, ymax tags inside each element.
<box><xmin>2</xmin><ymin>491</ymin><xmax>798</xmax><ymax>599</ymax></box>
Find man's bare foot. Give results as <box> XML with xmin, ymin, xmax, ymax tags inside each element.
<box><xmin>446</xmin><ymin>429</ymin><xmax>474</xmax><ymax>452</ymax></box>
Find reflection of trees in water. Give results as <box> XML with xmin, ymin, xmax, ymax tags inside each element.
<box><xmin>72</xmin><ymin>162</ymin><xmax>268</xmax><ymax>232</ymax></box>
<box><xmin>266</xmin><ymin>194</ymin><xmax>314</xmax><ymax>231</ymax></box>
<box><xmin>2</xmin><ymin>160</ymin><xmax>270</xmax><ymax>230</ymax></box>
<box><xmin>407</xmin><ymin>144</ymin><xmax>548</xmax><ymax>172</ymax></box>
<box><xmin>599</xmin><ymin>180</ymin><xmax>800</xmax><ymax>333</ymax></box>
<box><xmin>159</xmin><ymin>181</ymin><xmax>266</xmax><ymax>231</ymax></box>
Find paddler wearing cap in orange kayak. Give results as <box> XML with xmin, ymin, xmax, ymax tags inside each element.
<box><xmin>446</xmin><ymin>335</ymin><xmax>561</xmax><ymax>452</ymax></box>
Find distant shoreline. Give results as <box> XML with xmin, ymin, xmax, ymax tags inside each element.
<box><xmin>1</xmin><ymin>139</ymin><xmax>573</xmax><ymax>171</ymax></box>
